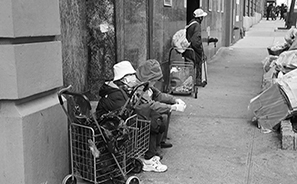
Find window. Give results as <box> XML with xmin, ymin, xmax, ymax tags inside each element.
<box><xmin>217</xmin><ymin>0</ymin><xmax>221</xmax><ymax>12</ymax></box>
<box><xmin>208</xmin><ymin>0</ymin><xmax>212</xmax><ymax>11</ymax></box>
<box><xmin>164</xmin><ymin>0</ymin><xmax>172</xmax><ymax>7</ymax></box>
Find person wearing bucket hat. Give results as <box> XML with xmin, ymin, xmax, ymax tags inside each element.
<box><xmin>182</xmin><ymin>8</ymin><xmax>207</xmax><ymax>87</ymax></box>
<box><xmin>193</xmin><ymin>8</ymin><xmax>207</xmax><ymax>18</ymax></box>
<box><xmin>134</xmin><ymin>59</ymin><xmax>186</xmax><ymax>172</ymax></box>
<box><xmin>95</xmin><ymin>60</ymin><xmax>138</xmax><ymax>118</ymax></box>
<box><xmin>96</xmin><ymin>60</ymin><xmax>170</xmax><ymax>172</ymax></box>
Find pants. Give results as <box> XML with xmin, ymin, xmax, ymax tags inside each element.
<box><xmin>145</xmin><ymin>132</ymin><xmax>158</xmax><ymax>159</ymax></box>
<box><xmin>157</xmin><ymin>113</ymin><xmax>171</xmax><ymax>144</ymax></box>
<box><xmin>144</xmin><ymin>114</ymin><xmax>169</xmax><ymax>159</ymax></box>
<box><xmin>266</xmin><ymin>11</ymin><xmax>271</xmax><ymax>20</ymax></box>
<box><xmin>183</xmin><ymin>49</ymin><xmax>203</xmax><ymax>84</ymax></box>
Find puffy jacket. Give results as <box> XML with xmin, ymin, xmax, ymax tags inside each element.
<box><xmin>95</xmin><ymin>82</ymin><xmax>128</xmax><ymax>118</ymax></box>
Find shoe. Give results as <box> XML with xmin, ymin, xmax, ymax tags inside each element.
<box><xmin>195</xmin><ymin>81</ymin><xmax>207</xmax><ymax>87</ymax></box>
<box><xmin>160</xmin><ymin>142</ymin><xmax>173</xmax><ymax>148</ymax></box>
<box><xmin>155</xmin><ymin>152</ymin><xmax>163</xmax><ymax>160</ymax></box>
<box><xmin>142</xmin><ymin>156</ymin><xmax>167</xmax><ymax>172</ymax></box>
<box><xmin>261</xmin><ymin>127</ymin><xmax>272</xmax><ymax>134</ymax></box>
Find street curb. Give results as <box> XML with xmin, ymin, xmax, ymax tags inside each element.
<box><xmin>280</xmin><ymin>119</ymin><xmax>296</xmax><ymax>150</ymax></box>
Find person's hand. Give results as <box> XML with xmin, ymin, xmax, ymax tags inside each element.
<box><xmin>175</xmin><ymin>99</ymin><xmax>185</xmax><ymax>105</ymax></box>
<box><xmin>171</xmin><ymin>104</ymin><xmax>178</xmax><ymax>111</ymax></box>
<box><xmin>171</xmin><ymin>103</ymin><xmax>186</xmax><ymax>112</ymax></box>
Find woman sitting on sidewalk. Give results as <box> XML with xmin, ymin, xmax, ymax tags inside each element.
<box><xmin>96</xmin><ymin>60</ymin><xmax>185</xmax><ymax>172</ymax></box>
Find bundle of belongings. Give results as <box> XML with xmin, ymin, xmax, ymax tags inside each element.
<box><xmin>69</xmin><ymin>95</ymin><xmax>134</xmax><ymax>181</ymax></box>
<box><xmin>266</xmin><ymin>26</ymin><xmax>297</xmax><ymax>56</ymax></box>
<box><xmin>249</xmin><ymin>49</ymin><xmax>297</xmax><ymax>133</ymax></box>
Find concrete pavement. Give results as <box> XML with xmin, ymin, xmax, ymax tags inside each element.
<box><xmin>138</xmin><ymin>19</ymin><xmax>297</xmax><ymax>184</ymax></box>
<box><xmin>75</xmin><ymin>19</ymin><xmax>297</xmax><ymax>184</ymax></box>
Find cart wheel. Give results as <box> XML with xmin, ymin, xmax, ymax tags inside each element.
<box><xmin>131</xmin><ymin>158</ymin><xmax>143</xmax><ymax>173</ymax></box>
<box><xmin>126</xmin><ymin>176</ymin><xmax>140</xmax><ymax>184</ymax></box>
<box><xmin>202</xmin><ymin>81</ymin><xmax>207</xmax><ymax>87</ymax></box>
<box><xmin>62</xmin><ymin>174</ymin><xmax>77</xmax><ymax>184</ymax></box>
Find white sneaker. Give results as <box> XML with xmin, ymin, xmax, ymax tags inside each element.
<box><xmin>142</xmin><ymin>156</ymin><xmax>167</xmax><ymax>172</ymax></box>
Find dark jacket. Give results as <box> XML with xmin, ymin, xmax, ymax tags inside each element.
<box><xmin>183</xmin><ymin>19</ymin><xmax>204</xmax><ymax>63</ymax></box>
<box><xmin>134</xmin><ymin>86</ymin><xmax>176</xmax><ymax>133</ymax></box>
<box><xmin>95</xmin><ymin>82</ymin><xmax>128</xmax><ymax>118</ymax></box>
<box><xmin>135</xmin><ymin>86</ymin><xmax>176</xmax><ymax>118</ymax></box>
<box><xmin>186</xmin><ymin>19</ymin><xmax>203</xmax><ymax>55</ymax></box>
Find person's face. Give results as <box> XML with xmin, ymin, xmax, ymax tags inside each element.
<box><xmin>196</xmin><ymin>17</ymin><xmax>203</xmax><ymax>23</ymax></box>
<box><xmin>122</xmin><ymin>74</ymin><xmax>137</xmax><ymax>87</ymax></box>
<box><xmin>152</xmin><ymin>80</ymin><xmax>163</xmax><ymax>91</ymax></box>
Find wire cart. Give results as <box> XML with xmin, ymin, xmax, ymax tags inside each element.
<box><xmin>58</xmin><ymin>85</ymin><xmax>150</xmax><ymax>184</ymax></box>
<box><xmin>167</xmin><ymin>47</ymin><xmax>198</xmax><ymax>98</ymax></box>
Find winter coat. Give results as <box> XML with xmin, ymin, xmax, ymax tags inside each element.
<box><xmin>134</xmin><ymin>86</ymin><xmax>176</xmax><ymax>133</ymax></box>
<box><xmin>95</xmin><ymin>82</ymin><xmax>128</xmax><ymax>118</ymax></box>
<box><xmin>183</xmin><ymin>19</ymin><xmax>204</xmax><ymax>64</ymax></box>
<box><xmin>187</xmin><ymin>20</ymin><xmax>203</xmax><ymax>53</ymax></box>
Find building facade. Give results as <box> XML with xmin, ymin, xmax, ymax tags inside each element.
<box><xmin>0</xmin><ymin>0</ymin><xmax>265</xmax><ymax>183</ymax></box>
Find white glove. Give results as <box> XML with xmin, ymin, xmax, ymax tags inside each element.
<box><xmin>175</xmin><ymin>99</ymin><xmax>185</xmax><ymax>105</ymax></box>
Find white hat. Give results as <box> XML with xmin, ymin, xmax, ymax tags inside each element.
<box><xmin>193</xmin><ymin>8</ymin><xmax>207</xmax><ymax>17</ymax></box>
<box><xmin>113</xmin><ymin>61</ymin><xmax>136</xmax><ymax>81</ymax></box>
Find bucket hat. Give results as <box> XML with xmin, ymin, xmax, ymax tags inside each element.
<box><xmin>193</xmin><ymin>8</ymin><xmax>207</xmax><ymax>17</ymax></box>
<box><xmin>113</xmin><ymin>61</ymin><xmax>136</xmax><ymax>81</ymax></box>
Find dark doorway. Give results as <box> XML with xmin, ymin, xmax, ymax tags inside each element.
<box><xmin>186</xmin><ymin>0</ymin><xmax>200</xmax><ymax>24</ymax></box>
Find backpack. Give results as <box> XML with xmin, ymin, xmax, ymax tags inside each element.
<box><xmin>172</xmin><ymin>21</ymin><xmax>198</xmax><ymax>54</ymax></box>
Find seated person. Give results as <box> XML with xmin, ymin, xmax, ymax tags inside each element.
<box><xmin>136</xmin><ymin>59</ymin><xmax>186</xmax><ymax>149</ymax></box>
<box><xmin>96</xmin><ymin>60</ymin><xmax>184</xmax><ymax>172</ymax></box>
<box><xmin>95</xmin><ymin>61</ymin><xmax>136</xmax><ymax>118</ymax></box>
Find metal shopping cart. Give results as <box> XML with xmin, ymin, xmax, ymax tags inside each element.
<box><xmin>167</xmin><ymin>47</ymin><xmax>198</xmax><ymax>98</ymax></box>
<box><xmin>58</xmin><ymin>84</ymin><xmax>151</xmax><ymax>184</ymax></box>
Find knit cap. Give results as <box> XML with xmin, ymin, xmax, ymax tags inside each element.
<box><xmin>136</xmin><ymin>59</ymin><xmax>163</xmax><ymax>82</ymax></box>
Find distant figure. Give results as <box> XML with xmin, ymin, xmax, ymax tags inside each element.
<box><xmin>275</xmin><ymin>5</ymin><xmax>280</xmax><ymax>18</ymax></box>
<box><xmin>266</xmin><ymin>3</ymin><xmax>273</xmax><ymax>20</ymax></box>
<box><xmin>280</xmin><ymin>4</ymin><xmax>288</xmax><ymax>21</ymax></box>
<box><xmin>280</xmin><ymin>3</ymin><xmax>288</xmax><ymax>20</ymax></box>
<box><xmin>271</xmin><ymin>4</ymin><xmax>277</xmax><ymax>20</ymax></box>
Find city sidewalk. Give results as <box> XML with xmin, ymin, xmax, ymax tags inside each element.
<box><xmin>76</xmin><ymin>19</ymin><xmax>297</xmax><ymax>184</ymax></box>
<box><xmin>138</xmin><ymin>19</ymin><xmax>297</xmax><ymax>184</ymax></box>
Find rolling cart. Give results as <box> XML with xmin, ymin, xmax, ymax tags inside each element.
<box><xmin>167</xmin><ymin>47</ymin><xmax>198</xmax><ymax>98</ymax></box>
<box><xmin>58</xmin><ymin>83</ymin><xmax>151</xmax><ymax>184</ymax></box>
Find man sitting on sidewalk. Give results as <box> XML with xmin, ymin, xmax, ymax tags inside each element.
<box><xmin>135</xmin><ymin>59</ymin><xmax>186</xmax><ymax>159</ymax></box>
